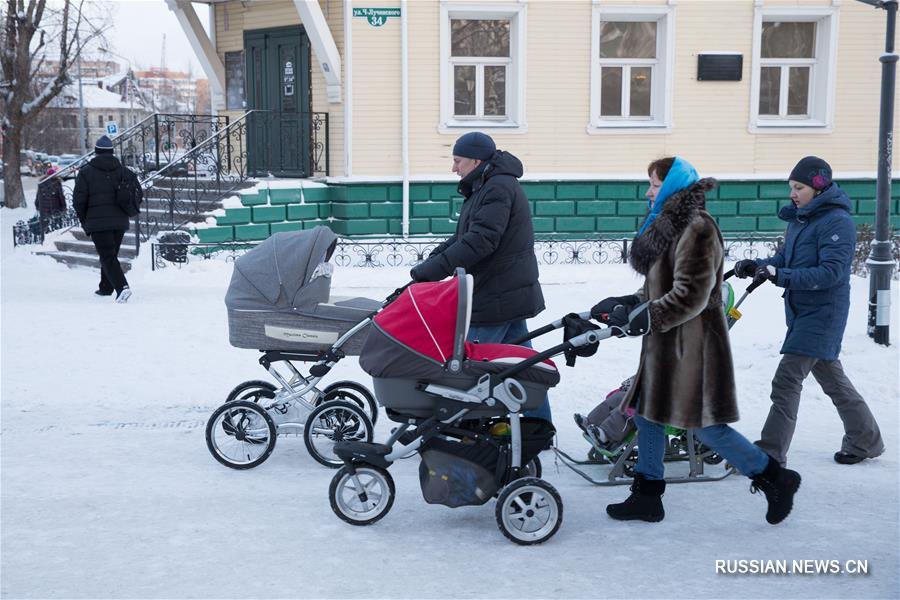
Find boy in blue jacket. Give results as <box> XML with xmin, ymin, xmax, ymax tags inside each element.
<box><xmin>735</xmin><ymin>156</ymin><xmax>884</xmax><ymax>466</ymax></box>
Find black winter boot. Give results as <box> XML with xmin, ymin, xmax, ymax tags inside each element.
<box><xmin>606</xmin><ymin>472</ymin><xmax>665</xmax><ymax>522</ymax></box>
<box><xmin>750</xmin><ymin>456</ymin><xmax>801</xmax><ymax>524</ymax></box>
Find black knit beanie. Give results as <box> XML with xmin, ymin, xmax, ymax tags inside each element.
<box><xmin>452</xmin><ymin>132</ymin><xmax>496</xmax><ymax>160</ymax></box>
<box><xmin>94</xmin><ymin>135</ymin><xmax>114</xmax><ymax>155</ymax></box>
<box><xmin>789</xmin><ymin>156</ymin><xmax>832</xmax><ymax>191</ymax></box>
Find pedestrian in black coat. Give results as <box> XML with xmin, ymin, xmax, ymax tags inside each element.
<box><xmin>410</xmin><ymin>132</ymin><xmax>549</xmax><ymax>421</ymax></box>
<box><xmin>73</xmin><ymin>135</ymin><xmax>134</xmax><ymax>302</ymax></box>
<box><xmin>36</xmin><ymin>168</ymin><xmax>67</xmax><ymax>217</ymax></box>
<box><xmin>410</xmin><ymin>132</ymin><xmax>545</xmax><ymax>326</ymax></box>
<box><xmin>36</xmin><ymin>167</ymin><xmax>68</xmax><ymax>233</ymax></box>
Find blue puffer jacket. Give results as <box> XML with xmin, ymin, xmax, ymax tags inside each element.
<box><xmin>758</xmin><ymin>183</ymin><xmax>855</xmax><ymax>360</ymax></box>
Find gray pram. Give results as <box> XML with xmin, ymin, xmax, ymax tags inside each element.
<box><xmin>206</xmin><ymin>227</ymin><xmax>383</xmax><ymax>469</ymax></box>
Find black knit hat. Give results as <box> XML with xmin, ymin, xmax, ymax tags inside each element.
<box><xmin>94</xmin><ymin>135</ymin><xmax>114</xmax><ymax>154</ymax></box>
<box><xmin>789</xmin><ymin>156</ymin><xmax>832</xmax><ymax>191</ymax></box>
<box><xmin>452</xmin><ymin>132</ymin><xmax>496</xmax><ymax>160</ymax></box>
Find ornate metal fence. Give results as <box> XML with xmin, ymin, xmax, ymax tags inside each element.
<box><xmin>149</xmin><ymin>235</ymin><xmax>795</xmax><ymax>271</ymax></box>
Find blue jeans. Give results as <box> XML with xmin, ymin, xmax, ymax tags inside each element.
<box><xmin>634</xmin><ymin>414</ymin><xmax>768</xmax><ymax>480</ymax></box>
<box><xmin>467</xmin><ymin>320</ymin><xmax>553</xmax><ymax>423</ymax></box>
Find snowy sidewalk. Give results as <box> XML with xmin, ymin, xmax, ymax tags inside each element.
<box><xmin>1</xmin><ymin>247</ymin><xmax>897</xmax><ymax>599</ymax></box>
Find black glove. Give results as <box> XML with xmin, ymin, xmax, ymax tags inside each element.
<box><xmin>734</xmin><ymin>259</ymin><xmax>759</xmax><ymax>279</ymax></box>
<box><xmin>607</xmin><ymin>303</ymin><xmax>651</xmax><ymax>337</ymax></box>
<box><xmin>409</xmin><ymin>264</ymin><xmax>428</xmax><ymax>282</ymax></box>
<box><xmin>753</xmin><ymin>264</ymin><xmax>777</xmax><ymax>285</ymax></box>
<box><xmin>591</xmin><ymin>295</ymin><xmax>640</xmax><ymax>322</ymax></box>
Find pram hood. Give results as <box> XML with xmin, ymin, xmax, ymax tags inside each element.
<box><xmin>224</xmin><ymin>226</ymin><xmax>337</xmax><ymax>312</ymax></box>
<box><xmin>360</xmin><ymin>272</ymin><xmax>558</xmax><ymax>386</ymax></box>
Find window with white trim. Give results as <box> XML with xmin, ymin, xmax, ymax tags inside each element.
<box><xmin>590</xmin><ymin>6</ymin><xmax>673</xmax><ymax>130</ymax></box>
<box><xmin>750</xmin><ymin>8</ymin><xmax>838</xmax><ymax>130</ymax></box>
<box><xmin>440</xmin><ymin>4</ymin><xmax>525</xmax><ymax>130</ymax></box>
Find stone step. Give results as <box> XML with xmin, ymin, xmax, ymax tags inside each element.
<box><xmin>35</xmin><ymin>250</ymin><xmax>132</xmax><ymax>272</ymax></box>
<box><xmin>54</xmin><ymin>239</ymin><xmax>138</xmax><ymax>259</ymax></box>
<box><xmin>72</xmin><ymin>229</ymin><xmax>138</xmax><ymax>243</ymax></box>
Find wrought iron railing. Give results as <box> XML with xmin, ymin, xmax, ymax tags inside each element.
<box><xmin>148</xmin><ymin>235</ymin><xmax>799</xmax><ymax>271</ymax></box>
<box><xmin>14</xmin><ymin>113</ymin><xmax>233</xmax><ymax>247</ymax></box>
<box><xmin>12</xmin><ymin>208</ymin><xmax>81</xmax><ymax>246</ymax></box>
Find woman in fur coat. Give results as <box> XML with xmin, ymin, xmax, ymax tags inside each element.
<box><xmin>593</xmin><ymin>156</ymin><xmax>801</xmax><ymax>525</ymax></box>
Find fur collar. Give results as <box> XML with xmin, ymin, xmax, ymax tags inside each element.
<box><xmin>629</xmin><ymin>177</ymin><xmax>717</xmax><ymax>275</ymax></box>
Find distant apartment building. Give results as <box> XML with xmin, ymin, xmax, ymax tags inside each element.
<box><xmin>132</xmin><ymin>68</ymin><xmax>210</xmax><ymax>114</ymax></box>
<box><xmin>40</xmin><ymin>73</ymin><xmax>154</xmax><ymax>155</ymax></box>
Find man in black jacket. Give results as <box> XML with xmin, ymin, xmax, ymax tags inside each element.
<box><xmin>73</xmin><ymin>135</ymin><xmax>134</xmax><ymax>303</ymax></box>
<box><xmin>410</xmin><ymin>132</ymin><xmax>549</xmax><ymax>421</ymax></box>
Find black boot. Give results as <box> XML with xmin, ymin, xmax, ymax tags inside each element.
<box><xmin>606</xmin><ymin>472</ymin><xmax>665</xmax><ymax>522</ymax></box>
<box><xmin>750</xmin><ymin>456</ymin><xmax>801</xmax><ymax>524</ymax></box>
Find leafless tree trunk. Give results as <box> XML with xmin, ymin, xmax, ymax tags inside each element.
<box><xmin>0</xmin><ymin>0</ymin><xmax>105</xmax><ymax>208</ymax></box>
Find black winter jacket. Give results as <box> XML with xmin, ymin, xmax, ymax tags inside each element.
<box><xmin>73</xmin><ymin>154</ymin><xmax>132</xmax><ymax>233</ymax></box>
<box><xmin>413</xmin><ymin>151</ymin><xmax>544</xmax><ymax>325</ymax></box>
<box><xmin>36</xmin><ymin>178</ymin><xmax>67</xmax><ymax>216</ymax></box>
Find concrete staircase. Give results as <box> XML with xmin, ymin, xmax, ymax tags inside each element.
<box><xmin>35</xmin><ymin>177</ymin><xmax>258</xmax><ymax>270</ymax></box>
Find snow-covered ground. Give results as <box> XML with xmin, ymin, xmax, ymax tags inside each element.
<box><xmin>1</xmin><ymin>220</ymin><xmax>898</xmax><ymax>599</ymax></box>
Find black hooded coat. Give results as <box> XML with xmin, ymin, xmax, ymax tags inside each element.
<box><xmin>412</xmin><ymin>151</ymin><xmax>544</xmax><ymax>325</ymax></box>
<box><xmin>73</xmin><ymin>154</ymin><xmax>132</xmax><ymax>233</ymax></box>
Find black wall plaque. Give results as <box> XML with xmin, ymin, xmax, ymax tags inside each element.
<box><xmin>697</xmin><ymin>54</ymin><xmax>743</xmax><ymax>81</ymax></box>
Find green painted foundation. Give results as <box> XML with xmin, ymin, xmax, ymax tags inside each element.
<box><xmin>193</xmin><ymin>179</ymin><xmax>899</xmax><ymax>243</ymax></box>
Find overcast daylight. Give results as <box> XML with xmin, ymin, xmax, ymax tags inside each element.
<box><xmin>1</xmin><ymin>1</ymin><xmax>899</xmax><ymax>599</ymax></box>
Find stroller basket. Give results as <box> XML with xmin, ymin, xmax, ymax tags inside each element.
<box><xmin>419</xmin><ymin>418</ymin><xmax>555</xmax><ymax>508</ymax></box>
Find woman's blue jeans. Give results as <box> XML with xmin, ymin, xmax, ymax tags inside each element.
<box><xmin>466</xmin><ymin>319</ymin><xmax>553</xmax><ymax>422</ymax></box>
<box><xmin>634</xmin><ymin>414</ymin><xmax>768</xmax><ymax>480</ymax></box>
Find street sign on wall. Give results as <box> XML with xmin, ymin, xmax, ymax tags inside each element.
<box><xmin>352</xmin><ymin>7</ymin><xmax>400</xmax><ymax>27</ymax></box>
<box><xmin>106</xmin><ymin>122</ymin><xmax>118</xmax><ymax>136</ymax></box>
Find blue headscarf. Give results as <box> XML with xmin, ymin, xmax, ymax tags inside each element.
<box><xmin>637</xmin><ymin>156</ymin><xmax>700</xmax><ymax>237</ymax></box>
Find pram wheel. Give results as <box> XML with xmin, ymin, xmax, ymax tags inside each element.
<box><xmin>225</xmin><ymin>380</ymin><xmax>276</xmax><ymax>404</ymax></box>
<box><xmin>205</xmin><ymin>400</ymin><xmax>277</xmax><ymax>469</ymax></box>
<box><xmin>329</xmin><ymin>464</ymin><xmax>395</xmax><ymax>526</ymax></box>
<box><xmin>304</xmin><ymin>400</ymin><xmax>374</xmax><ymax>468</ymax></box>
<box><xmin>321</xmin><ymin>380</ymin><xmax>378</xmax><ymax>426</ymax></box>
<box><xmin>496</xmin><ymin>477</ymin><xmax>563</xmax><ymax>545</ymax></box>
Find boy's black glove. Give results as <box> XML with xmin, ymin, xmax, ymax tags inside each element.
<box><xmin>753</xmin><ymin>264</ymin><xmax>777</xmax><ymax>285</ymax></box>
<box><xmin>590</xmin><ymin>295</ymin><xmax>640</xmax><ymax>322</ymax></box>
<box><xmin>734</xmin><ymin>259</ymin><xmax>759</xmax><ymax>279</ymax></box>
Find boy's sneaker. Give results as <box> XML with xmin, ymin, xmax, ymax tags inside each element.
<box><xmin>115</xmin><ymin>286</ymin><xmax>132</xmax><ymax>303</ymax></box>
<box><xmin>95</xmin><ymin>289</ymin><xmax>113</xmax><ymax>297</ymax></box>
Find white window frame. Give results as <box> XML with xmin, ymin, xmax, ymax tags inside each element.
<box><xmin>439</xmin><ymin>2</ymin><xmax>527</xmax><ymax>133</ymax></box>
<box><xmin>749</xmin><ymin>5</ymin><xmax>839</xmax><ymax>133</ymax></box>
<box><xmin>588</xmin><ymin>3</ymin><xmax>675</xmax><ymax>133</ymax></box>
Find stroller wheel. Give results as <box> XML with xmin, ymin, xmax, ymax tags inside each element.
<box><xmin>225</xmin><ymin>380</ymin><xmax>276</xmax><ymax>404</ymax></box>
<box><xmin>496</xmin><ymin>477</ymin><xmax>563</xmax><ymax>546</ymax></box>
<box><xmin>322</xmin><ymin>380</ymin><xmax>379</xmax><ymax>426</ymax></box>
<box><xmin>205</xmin><ymin>400</ymin><xmax>277</xmax><ymax>469</ymax></box>
<box><xmin>304</xmin><ymin>400</ymin><xmax>374</xmax><ymax>468</ymax></box>
<box><xmin>329</xmin><ymin>464</ymin><xmax>395</xmax><ymax>526</ymax></box>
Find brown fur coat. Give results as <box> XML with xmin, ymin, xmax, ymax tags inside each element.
<box><xmin>620</xmin><ymin>178</ymin><xmax>739</xmax><ymax>429</ymax></box>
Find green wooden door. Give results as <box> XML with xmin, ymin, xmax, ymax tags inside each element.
<box><xmin>245</xmin><ymin>26</ymin><xmax>312</xmax><ymax>177</ymax></box>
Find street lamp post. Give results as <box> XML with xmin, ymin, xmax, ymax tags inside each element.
<box><xmin>857</xmin><ymin>0</ymin><xmax>897</xmax><ymax>346</ymax></box>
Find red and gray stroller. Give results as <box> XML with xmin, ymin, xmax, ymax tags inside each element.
<box><xmin>206</xmin><ymin>227</ymin><xmax>384</xmax><ymax>469</ymax></box>
<box><xmin>327</xmin><ymin>269</ymin><xmax>614</xmax><ymax>545</ymax></box>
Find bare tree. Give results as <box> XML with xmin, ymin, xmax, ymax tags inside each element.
<box><xmin>0</xmin><ymin>0</ymin><xmax>106</xmax><ymax>208</ymax></box>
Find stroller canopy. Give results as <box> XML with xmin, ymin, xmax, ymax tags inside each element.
<box><xmin>224</xmin><ymin>226</ymin><xmax>337</xmax><ymax>312</ymax></box>
<box><xmin>361</xmin><ymin>271</ymin><xmax>558</xmax><ymax>386</ymax></box>
<box><xmin>373</xmin><ymin>275</ymin><xmax>471</xmax><ymax>365</ymax></box>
